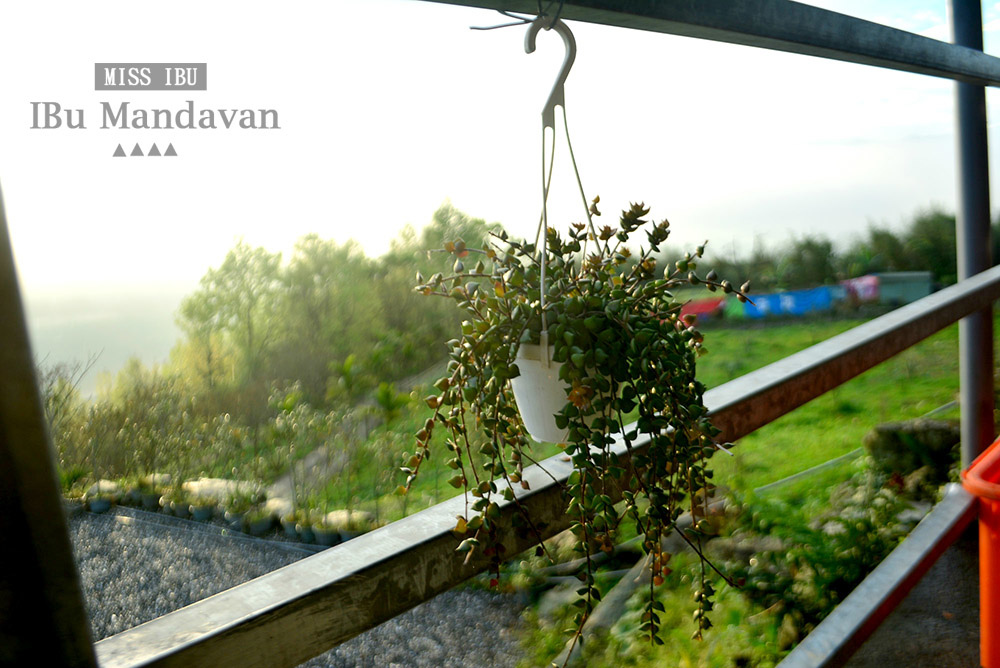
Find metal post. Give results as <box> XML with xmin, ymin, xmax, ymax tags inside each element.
<box><xmin>0</xmin><ymin>184</ymin><xmax>96</xmax><ymax>666</ymax></box>
<box><xmin>952</xmin><ymin>0</ymin><xmax>995</xmax><ymax>467</ymax></box>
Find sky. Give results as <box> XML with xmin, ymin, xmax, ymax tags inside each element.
<box><xmin>2</xmin><ymin>0</ymin><xmax>1000</xmax><ymax>375</ymax></box>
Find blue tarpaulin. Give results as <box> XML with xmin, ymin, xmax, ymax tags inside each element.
<box><xmin>744</xmin><ymin>286</ymin><xmax>834</xmax><ymax>318</ymax></box>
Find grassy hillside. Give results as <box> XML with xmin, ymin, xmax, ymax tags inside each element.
<box><xmin>698</xmin><ymin>317</ymin><xmax>968</xmax><ymax>497</ymax></box>
<box><xmin>343</xmin><ymin>312</ymin><xmax>979</xmax><ymax>525</ymax></box>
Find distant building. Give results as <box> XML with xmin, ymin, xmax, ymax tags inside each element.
<box><xmin>872</xmin><ymin>271</ymin><xmax>934</xmax><ymax>306</ymax></box>
<box><xmin>840</xmin><ymin>272</ymin><xmax>935</xmax><ymax>307</ymax></box>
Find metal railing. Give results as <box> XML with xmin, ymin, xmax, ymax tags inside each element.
<box><xmin>0</xmin><ymin>2</ymin><xmax>996</xmax><ymax>667</ymax></box>
<box><xmin>780</xmin><ymin>483</ymin><xmax>978</xmax><ymax>667</ymax></box>
<box><xmin>91</xmin><ymin>267</ymin><xmax>1000</xmax><ymax>668</ymax></box>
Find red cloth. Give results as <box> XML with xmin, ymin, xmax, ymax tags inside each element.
<box><xmin>681</xmin><ymin>297</ymin><xmax>726</xmax><ymax>319</ymax></box>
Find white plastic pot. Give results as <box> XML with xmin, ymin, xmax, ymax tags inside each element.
<box><xmin>510</xmin><ymin>344</ymin><xmax>570</xmax><ymax>443</ymax></box>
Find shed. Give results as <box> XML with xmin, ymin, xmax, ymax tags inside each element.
<box><xmin>873</xmin><ymin>271</ymin><xmax>935</xmax><ymax>306</ymax></box>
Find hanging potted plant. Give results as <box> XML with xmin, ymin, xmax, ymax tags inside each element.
<box><xmin>405</xmin><ymin>14</ymin><xmax>751</xmax><ymax>651</ymax></box>
<box><xmin>408</xmin><ymin>198</ymin><xmax>749</xmax><ymax>647</ymax></box>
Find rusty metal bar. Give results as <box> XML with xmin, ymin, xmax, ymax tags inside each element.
<box><xmin>0</xmin><ymin>187</ymin><xmax>97</xmax><ymax>666</ymax></box>
<box><xmin>707</xmin><ymin>265</ymin><xmax>1000</xmax><ymax>443</ymax></box>
<box><xmin>423</xmin><ymin>0</ymin><xmax>1000</xmax><ymax>87</ymax></box>
<box><xmin>778</xmin><ymin>484</ymin><xmax>977</xmax><ymax>668</ymax></box>
<box><xmin>95</xmin><ymin>267</ymin><xmax>1000</xmax><ymax>668</ymax></box>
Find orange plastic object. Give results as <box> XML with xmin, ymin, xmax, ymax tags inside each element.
<box><xmin>962</xmin><ymin>437</ymin><xmax>1000</xmax><ymax>668</ymax></box>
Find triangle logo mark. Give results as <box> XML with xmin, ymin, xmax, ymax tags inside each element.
<box><xmin>148</xmin><ymin>143</ymin><xmax>162</xmax><ymax>157</ymax></box>
<box><xmin>130</xmin><ymin>144</ymin><xmax>144</xmax><ymax>157</ymax></box>
<box><xmin>164</xmin><ymin>143</ymin><xmax>177</xmax><ymax>157</ymax></box>
<box><xmin>113</xmin><ymin>144</ymin><xmax>126</xmax><ymax>157</ymax></box>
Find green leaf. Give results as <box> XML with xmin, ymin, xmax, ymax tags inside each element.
<box><xmin>456</xmin><ymin>537</ymin><xmax>479</xmax><ymax>553</ymax></box>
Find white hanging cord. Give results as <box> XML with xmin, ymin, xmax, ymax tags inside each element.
<box><xmin>539</xmin><ymin>125</ymin><xmax>551</xmax><ymax>365</ymax></box>
<box><xmin>561</xmin><ymin>105</ymin><xmax>597</xmax><ymax>241</ymax></box>
<box><xmin>533</xmin><ymin>128</ymin><xmax>557</xmax><ymax>250</ymax></box>
<box><xmin>535</xmin><ymin>107</ymin><xmax>595</xmax><ymax>266</ymax></box>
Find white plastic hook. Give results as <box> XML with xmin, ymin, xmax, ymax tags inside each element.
<box><xmin>525</xmin><ymin>17</ymin><xmax>576</xmax><ymax>131</ymax></box>
<box><xmin>525</xmin><ymin>17</ymin><xmax>579</xmax><ymax>368</ymax></box>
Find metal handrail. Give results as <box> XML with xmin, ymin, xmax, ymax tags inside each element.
<box><xmin>94</xmin><ymin>266</ymin><xmax>1000</xmax><ymax>668</ymax></box>
<box><xmin>425</xmin><ymin>0</ymin><xmax>1000</xmax><ymax>86</ymax></box>
<box><xmin>779</xmin><ymin>484</ymin><xmax>978</xmax><ymax>667</ymax></box>
<box><xmin>2</xmin><ymin>3</ymin><xmax>996</xmax><ymax>666</ymax></box>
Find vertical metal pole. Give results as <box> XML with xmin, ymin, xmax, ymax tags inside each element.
<box><xmin>0</xmin><ymin>184</ymin><xmax>96</xmax><ymax>666</ymax></box>
<box><xmin>952</xmin><ymin>0</ymin><xmax>995</xmax><ymax>467</ymax></box>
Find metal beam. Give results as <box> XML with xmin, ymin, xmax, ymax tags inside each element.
<box><xmin>0</xmin><ymin>186</ymin><xmax>97</xmax><ymax>666</ymax></box>
<box><xmin>707</xmin><ymin>265</ymin><xmax>1000</xmax><ymax>444</ymax></box>
<box><xmin>951</xmin><ymin>0</ymin><xmax>995</xmax><ymax>467</ymax></box>
<box><xmin>424</xmin><ymin>0</ymin><xmax>1000</xmax><ymax>86</ymax></box>
<box><xmin>95</xmin><ymin>267</ymin><xmax>1000</xmax><ymax>668</ymax></box>
<box><xmin>3</xmin><ymin>6</ymin><xmax>993</xmax><ymax>667</ymax></box>
<box><xmin>777</xmin><ymin>484</ymin><xmax>977</xmax><ymax>668</ymax></box>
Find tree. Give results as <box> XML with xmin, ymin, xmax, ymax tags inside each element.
<box><xmin>176</xmin><ymin>285</ymin><xmax>226</xmax><ymax>391</ymax></box>
<box><xmin>905</xmin><ymin>208</ymin><xmax>956</xmax><ymax>284</ymax></box>
<box><xmin>37</xmin><ymin>355</ymin><xmax>96</xmax><ymax>442</ymax></box>
<box><xmin>843</xmin><ymin>208</ymin><xmax>957</xmax><ymax>284</ymax></box>
<box><xmin>273</xmin><ymin>235</ymin><xmax>385</xmax><ymax>403</ymax></box>
<box><xmin>326</xmin><ymin>354</ymin><xmax>374</xmax><ymax>407</ymax></box>
<box><xmin>702</xmin><ymin>236</ymin><xmax>780</xmax><ymax>293</ymax></box>
<box><xmin>841</xmin><ymin>226</ymin><xmax>909</xmax><ymax>278</ymax></box>
<box><xmin>36</xmin><ymin>355</ymin><xmax>99</xmax><ymax>486</ymax></box>
<box><xmin>867</xmin><ymin>227</ymin><xmax>909</xmax><ymax>273</ymax></box>
<box><xmin>774</xmin><ymin>235</ymin><xmax>836</xmax><ymax>288</ymax></box>
<box><xmin>376</xmin><ymin>203</ymin><xmax>504</xmax><ymax>376</ymax></box>
<box><xmin>180</xmin><ymin>240</ymin><xmax>282</xmax><ymax>386</ymax></box>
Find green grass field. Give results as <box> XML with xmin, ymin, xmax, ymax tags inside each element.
<box><xmin>699</xmin><ymin>316</ymin><xmax>972</xmax><ymax>501</ymax></box>
<box><xmin>343</xmin><ymin>310</ymin><xmax>985</xmax><ymax>527</ymax></box>
<box><xmin>510</xmin><ymin>311</ymin><xmax>989</xmax><ymax>668</ymax></box>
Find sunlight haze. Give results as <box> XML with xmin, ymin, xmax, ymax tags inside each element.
<box><xmin>1</xmin><ymin>0</ymin><xmax>999</xmax><ymax>386</ymax></box>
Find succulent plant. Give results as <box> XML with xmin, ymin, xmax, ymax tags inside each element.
<box><xmin>410</xmin><ymin>199</ymin><xmax>747</xmax><ymax>647</ymax></box>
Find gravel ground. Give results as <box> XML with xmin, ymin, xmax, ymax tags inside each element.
<box><xmin>69</xmin><ymin>506</ymin><xmax>528</xmax><ymax>667</ymax></box>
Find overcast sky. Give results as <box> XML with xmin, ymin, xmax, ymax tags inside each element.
<box><xmin>2</xmin><ymin>0</ymin><xmax>1000</xmax><ymax>299</ymax></box>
